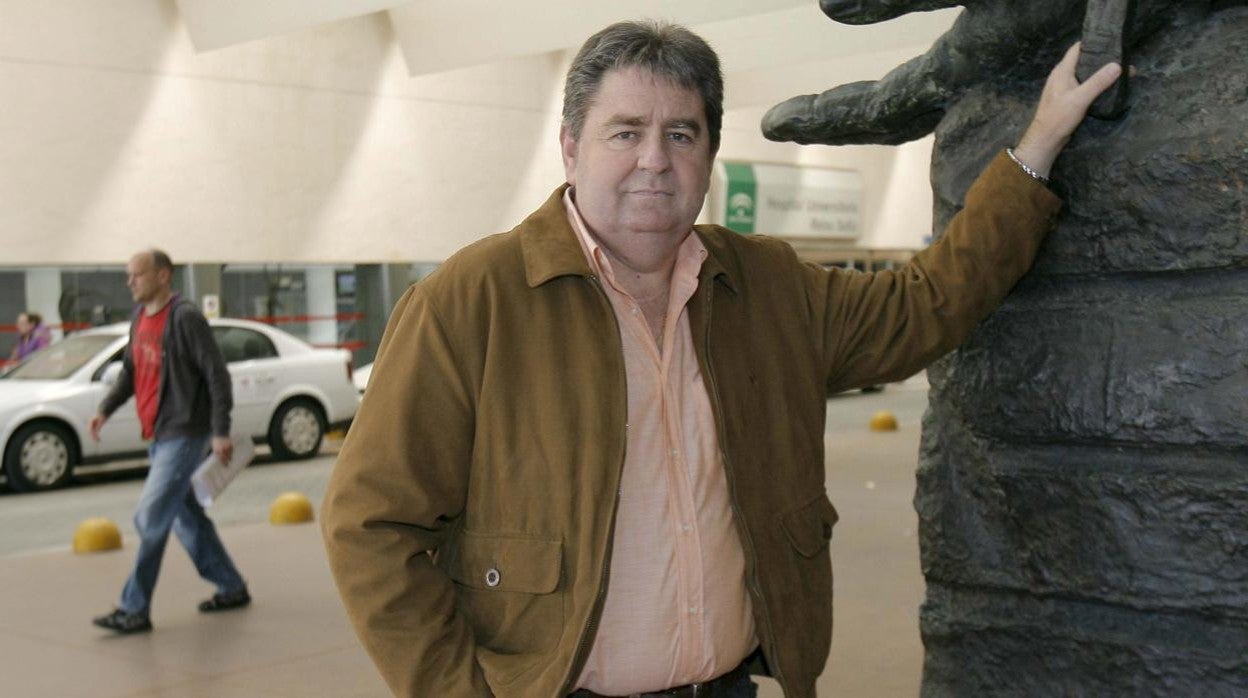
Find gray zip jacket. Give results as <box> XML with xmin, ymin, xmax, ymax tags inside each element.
<box><xmin>99</xmin><ymin>295</ymin><xmax>233</xmax><ymax>440</ymax></box>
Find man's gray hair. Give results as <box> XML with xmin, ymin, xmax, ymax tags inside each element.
<box><xmin>563</xmin><ymin>20</ymin><xmax>724</xmax><ymax>154</ymax></box>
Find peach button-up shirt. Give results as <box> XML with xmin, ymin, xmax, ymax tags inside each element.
<box><xmin>565</xmin><ymin>191</ymin><xmax>758</xmax><ymax>695</ymax></box>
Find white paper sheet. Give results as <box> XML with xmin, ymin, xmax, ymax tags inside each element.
<box><xmin>191</xmin><ymin>433</ymin><xmax>256</xmax><ymax>507</ymax></box>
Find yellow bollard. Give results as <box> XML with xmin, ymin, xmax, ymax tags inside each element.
<box><xmin>869</xmin><ymin>410</ymin><xmax>899</xmax><ymax>432</ymax></box>
<box><xmin>73</xmin><ymin>518</ymin><xmax>123</xmax><ymax>553</ymax></box>
<box><xmin>269</xmin><ymin>492</ymin><xmax>315</xmax><ymax>525</ymax></box>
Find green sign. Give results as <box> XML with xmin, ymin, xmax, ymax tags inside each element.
<box><xmin>722</xmin><ymin>161</ymin><xmax>756</xmax><ymax>234</ymax></box>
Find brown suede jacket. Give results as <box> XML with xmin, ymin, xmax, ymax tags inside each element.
<box><xmin>321</xmin><ymin>152</ymin><xmax>1061</xmax><ymax>698</ymax></box>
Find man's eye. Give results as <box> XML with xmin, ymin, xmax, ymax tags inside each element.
<box><xmin>612</xmin><ymin>131</ymin><xmax>637</xmax><ymax>141</ymax></box>
<box><xmin>669</xmin><ymin>132</ymin><xmax>694</xmax><ymax>143</ymax></box>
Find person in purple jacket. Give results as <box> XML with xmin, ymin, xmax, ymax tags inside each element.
<box><xmin>9</xmin><ymin>312</ymin><xmax>51</xmax><ymax>362</ymax></box>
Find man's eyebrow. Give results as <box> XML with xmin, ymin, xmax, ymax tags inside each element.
<box><xmin>600</xmin><ymin>115</ymin><xmax>703</xmax><ymax>133</ymax></box>
<box><xmin>666</xmin><ymin>119</ymin><xmax>702</xmax><ymax>133</ymax></box>
<box><xmin>602</xmin><ymin>115</ymin><xmax>646</xmax><ymax>129</ymax></box>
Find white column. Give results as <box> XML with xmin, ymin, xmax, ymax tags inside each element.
<box><xmin>305</xmin><ymin>266</ymin><xmax>338</xmax><ymax>348</ymax></box>
<box><xmin>25</xmin><ymin>268</ymin><xmax>64</xmax><ymax>340</ymax></box>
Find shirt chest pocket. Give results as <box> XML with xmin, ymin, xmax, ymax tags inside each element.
<box><xmin>446</xmin><ymin>530</ymin><xmax>566</xmax><ymax>665</ymax></box>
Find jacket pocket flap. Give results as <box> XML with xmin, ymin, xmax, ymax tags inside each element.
<box><xmin>780</xmin><ymin>493</ymin><xmax>839</xmax><ymax>558</ymax></box>
<box><xmin>447</xmin><ymin>531</ymin><xmax>563</xmax><ymax>594</ymax></box>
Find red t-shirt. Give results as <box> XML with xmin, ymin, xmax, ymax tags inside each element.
<box><xmin>133</xmin><ymin>304</ymin><xmax>171</xmax><ymax>439</ymax></box>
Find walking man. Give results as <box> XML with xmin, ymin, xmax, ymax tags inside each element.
<box><xmin>90</xmin><ymin>249</ymin><xmax>250</xmax><ymax>634</ymax></box>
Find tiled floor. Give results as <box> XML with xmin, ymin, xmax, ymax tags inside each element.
<box><xmin>1</xmin><ymin>383</ymin><xmax>929</xmax><ymax>697</ymax></box>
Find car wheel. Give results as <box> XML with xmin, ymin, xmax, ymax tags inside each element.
<box><xmin>268</xmin><ymin>398</ymin><xmax>325</xmax><ymax>460</ymax></box>
<box><xmin>4</xmin><ymin>422</ymin><xmax>76</xmax><ymax>492</ymax></box>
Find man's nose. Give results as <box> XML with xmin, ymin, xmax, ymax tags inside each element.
<box><xmin>636</xmin><ymin>133</ymin><xmax>672</xmax><ymax>172</ymax></box>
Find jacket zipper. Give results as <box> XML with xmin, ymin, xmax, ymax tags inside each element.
<box><xmin>698</xmin><ymin>282</ymin><xmax>788</xmax><ymax>695</ymax></box>
<box><xmin>561</xmin><ymin>274</ymin><xmax>627</xmax><ymax>695</ymax></box>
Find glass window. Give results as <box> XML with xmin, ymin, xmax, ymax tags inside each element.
<box><xmin>221</xmin><ymin>266</ymin><xmax>307</xmax><ymax>323</ymax></box>
<box><xmin>58</xmin><ymin>266</ymin><xmax>187</xmax><ymax>331</ymax></box>
<box><xmin>2</xmin><ymin>333</ymin><xmax>121</xmax><ymax>380</ymax></box>
<box><xmin>212</xmin><ymin>326</ymin><xmax>277</xmax><ymax>363</ymax></box>
<box><xmin>0</xmin><ymin>271</ymin><xmax>27</xmax><ymax>359</ymax></box>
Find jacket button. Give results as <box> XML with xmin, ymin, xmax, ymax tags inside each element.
<box><xmin>484</xmin><ymin>568</ymin><xmax>501</xmax><ymax>587</ymax></box>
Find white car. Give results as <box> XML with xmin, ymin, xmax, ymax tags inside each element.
<box><xmin>0</xmin><ymin>318</ymin><xmax>359</xmax><ymax>493</ymax></box>
<box><xmin>353</xmin><ymin>362</ymin><xmax>373</xmax><ymax>395</ymax></box>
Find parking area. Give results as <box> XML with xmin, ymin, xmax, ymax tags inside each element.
<box><xmin>0</xmin><ymin>378</ymin><xmax>930</xmax><ymax>697</ymax></box>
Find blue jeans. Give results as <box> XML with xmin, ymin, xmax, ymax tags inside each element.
<box><xmin>119</xmin><ymin>434</ymin><xmax>246</xmax><ymax>615</ymax></box>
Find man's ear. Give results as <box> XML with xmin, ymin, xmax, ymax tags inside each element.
<box><xmin>559</xmin><ymin>123</ymin><xmax>578</xmax><ymax>185</ymax></box>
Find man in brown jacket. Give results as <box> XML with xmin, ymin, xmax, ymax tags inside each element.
<box><xmin>322</xmin><ymin>20</ymin><xmax>1121</xmax><ymax>698</ymax></box>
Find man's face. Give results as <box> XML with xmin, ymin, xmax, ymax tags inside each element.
<box><xmin>560</xmin><ymin>67</ymin><xmax>713</xmax><ymax>250</ymax></box>
<box><xmin>126</xmin><ymin>254</ymin><xmax>167</xmax><ymax>304</ymax></box>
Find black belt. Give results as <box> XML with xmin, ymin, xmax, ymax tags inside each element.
<box><xmin>569</xmin><ymin>660</ymin><xmax>750</xmax><ymax>698</ymax></box>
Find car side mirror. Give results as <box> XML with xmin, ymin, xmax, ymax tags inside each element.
<box><xmin>99</xmin><ymin>361</ymin><xmax>122</xmax><ymax>386</ymax></box>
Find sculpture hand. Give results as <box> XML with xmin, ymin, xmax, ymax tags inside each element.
<box><xmin>762</xmin><ymin>0</ymin><xmax>1156</xmax><ymax>147</ymax></box>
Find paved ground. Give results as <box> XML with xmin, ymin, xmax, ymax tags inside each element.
<box><xmin>0</xmin><ymin>376</ymin><xmax>931</xmax><ymax>697</ymax></box>
<box><xmin>0</xmin><ymin>443</ymin><xmax>340</xmax><ymax>558</ymax></box>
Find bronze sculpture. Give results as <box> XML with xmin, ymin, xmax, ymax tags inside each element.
<box><xmin>765</xmin><ymin>1</ymin><xmax>1248</xmax><ymax>693</ymax></box>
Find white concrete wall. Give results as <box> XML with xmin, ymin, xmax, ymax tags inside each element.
<box><xmin>863</xmin><ymin>136</ymin><xmax>935</xmax><ymax>249</ymax></box>
<box><xmin>0</xmin><ymin>1</ymin><xmax>933</xmax><ymax>266</ymax></box>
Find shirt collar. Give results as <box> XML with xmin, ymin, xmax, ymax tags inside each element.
<box><xmin>518</xmin><ymin>184</ymin><xmax>736</xmax><ymax>294</ymax></box>
<box><xmin>561</xmin><ymin>188</ymin><xmax>708</xmax><ymax>289</ymax></box>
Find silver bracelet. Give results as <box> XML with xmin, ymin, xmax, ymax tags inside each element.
<box><xmin>1006</xmin><ymin>147</ymin><xmax>1050</xmax><ymax>185</ymax></box>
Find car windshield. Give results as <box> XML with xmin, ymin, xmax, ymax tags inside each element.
<box><xmin>3</xmin><ymin>334</ymin><xmax>121</xmax><ymax>380</ymax></box>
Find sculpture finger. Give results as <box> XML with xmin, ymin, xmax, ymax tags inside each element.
<box><xmin>762</xmin><ymin>78</ymin><xmax>945</xmax><ymax>145</ymax></box>
<box><xmin>762</xmin><ymin>49</ymin><xmax>954</xmax><ymax>146</ymax></box>
<box><xmin>1075</xmin><ymin>0</ymin><xmax>1135</xmax><ymax>119</ymax></box>
<box><xmin>820</xmin><ymin>0</ymin><xmax>963</xmax><ymax>25</ymax></box>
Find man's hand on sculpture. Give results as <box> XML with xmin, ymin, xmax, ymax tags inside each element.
<box><xmin>1013</xmin><ymin>42</ymin><xmax>1123</xmax><ymax>179</ymax></box>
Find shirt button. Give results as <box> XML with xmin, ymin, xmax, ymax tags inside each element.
<box><xmin>484</xmin><ymin>568</ymin><xmax>501</xmax><ymax>587</ymax></box>
<box><xmin>688</xmin><ymin>606</ymin><xmax>698</xmax><ymax>614</ymax></box>
<box><xmin>681</xmin><ymin>524</ymin><xmax>691</xmax><ymax>534</ymax></box>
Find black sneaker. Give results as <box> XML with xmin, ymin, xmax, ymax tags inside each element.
<box><xmin>93</xmin><ymin>609</ymin><xmax>152</xmax><ymax>634</ymax></box>
<box><xmin>198</xmin><ymin>587</ymin><xmax>251</xmax><ymax>613</ymax></box>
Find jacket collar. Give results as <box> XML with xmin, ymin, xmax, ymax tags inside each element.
<box><xmin>520</xmin><ymin>184</ymin><xmax>737</xmax><ymax>293</ymax></box>
<box><xmin>130</xmin><ymin>292</ymin><xmax>188</xmax><ymax>322</ymax></box>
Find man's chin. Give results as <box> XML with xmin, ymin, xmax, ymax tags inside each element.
<box><xmin>623</xmin><ymin>221</ymin><xmax>689</xmax><ymax>235</ymax></box>
<box><xmin>622</xmin><ymin>210</ymin><xmax>696</xmax><ymax>234</ymax></box>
